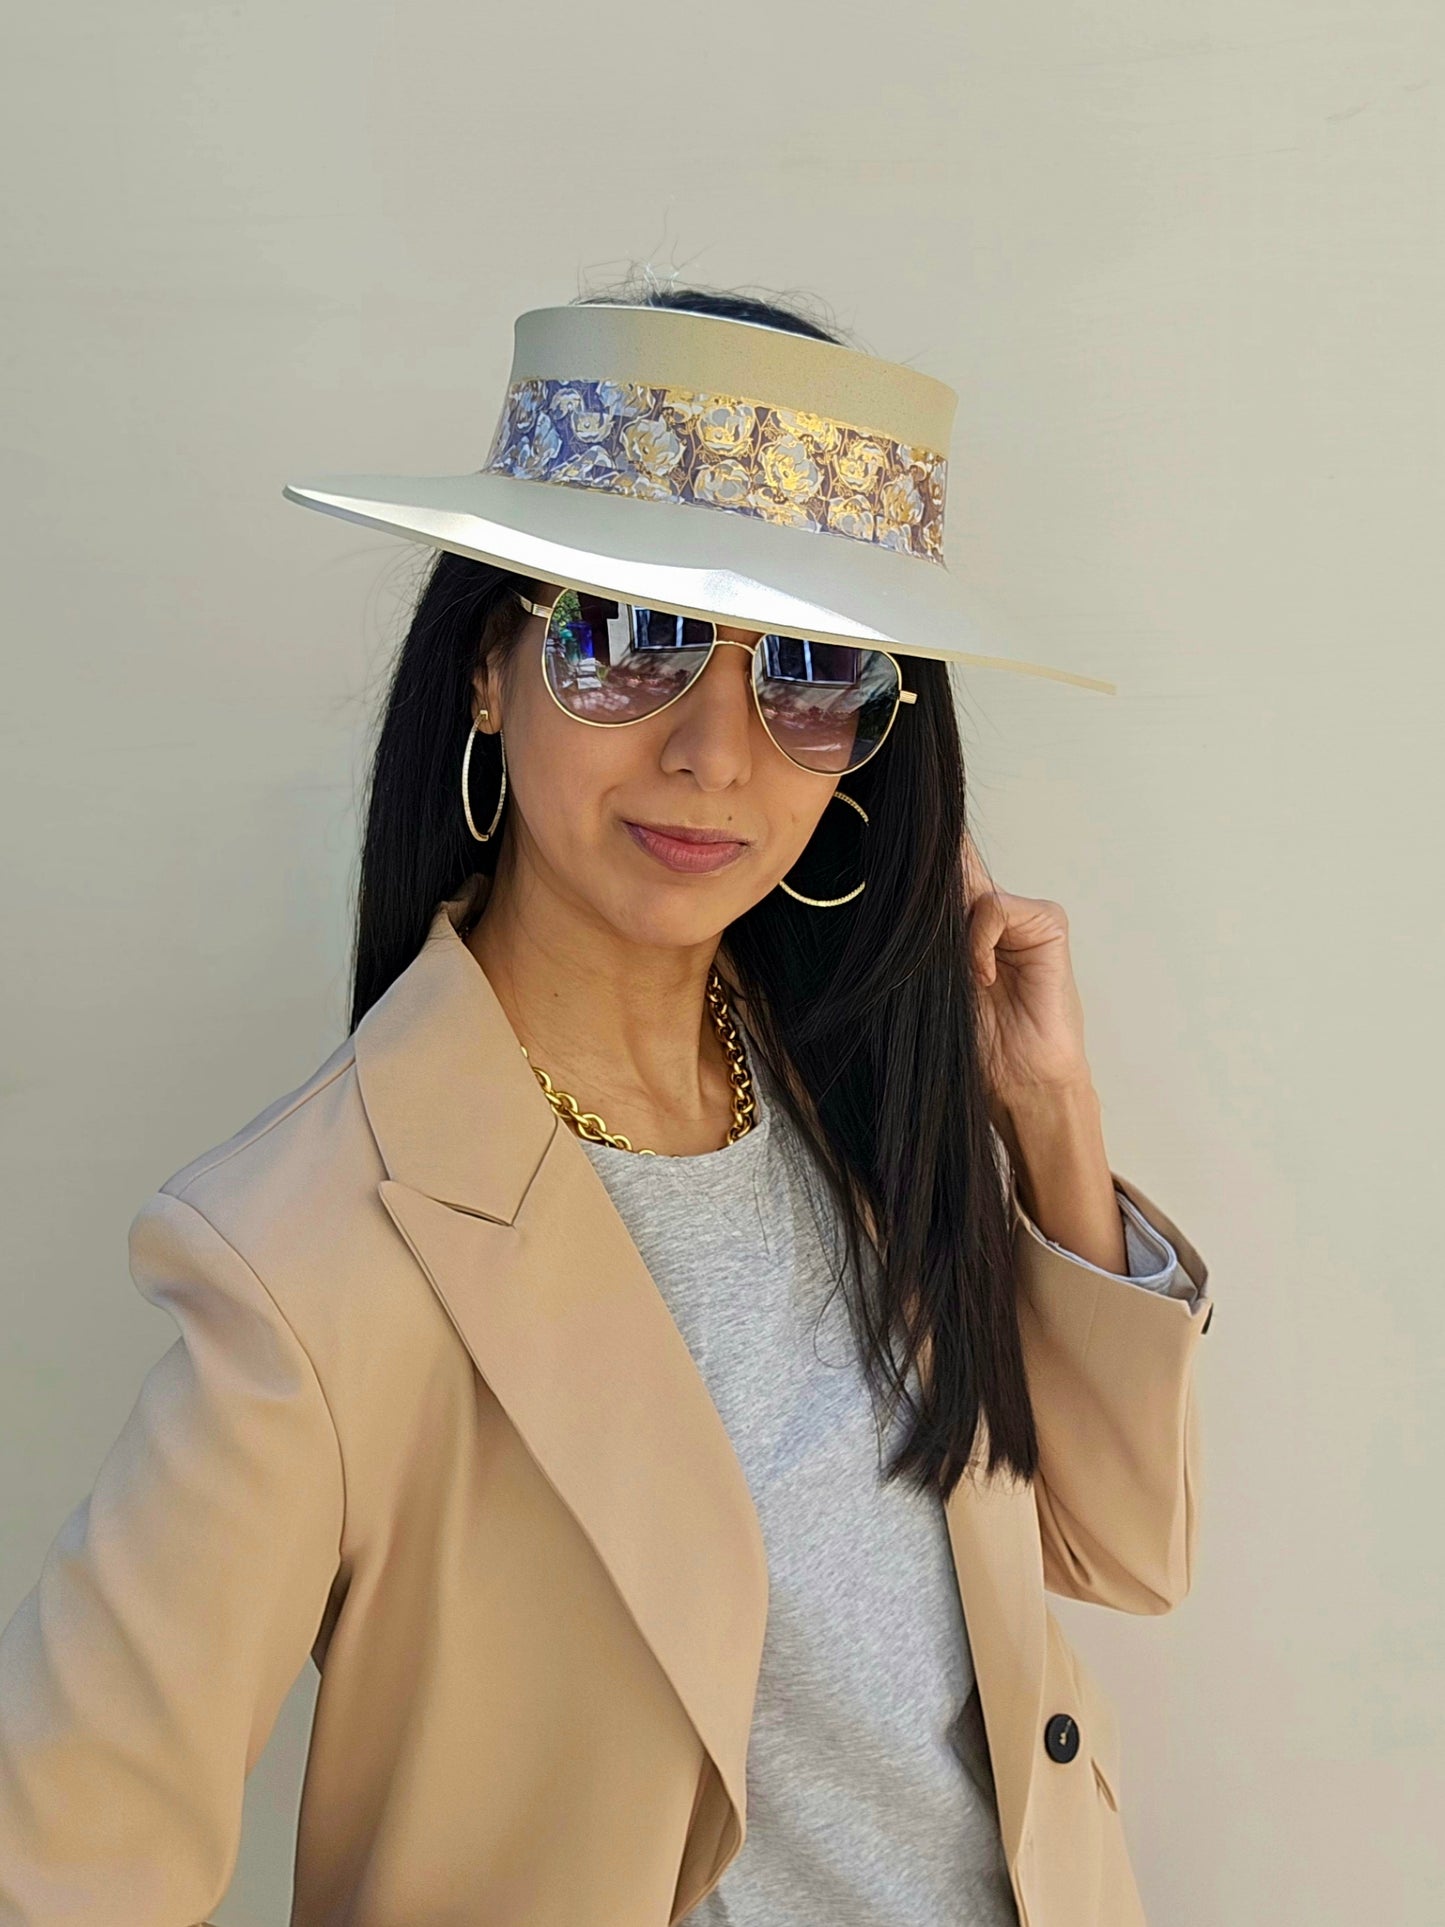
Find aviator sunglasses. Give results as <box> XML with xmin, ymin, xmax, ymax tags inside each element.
<box><xmin>516</xmin><ymin>586</ymin><xmax>916</xmax><ymax>776</ymax></box>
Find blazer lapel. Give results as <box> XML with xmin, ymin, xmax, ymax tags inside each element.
<box><xmin>352</xmin><ymin>876</ymin><xmax>769</xmax><ymax>1887</ymax></box>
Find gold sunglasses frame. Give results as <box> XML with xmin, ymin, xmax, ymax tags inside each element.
<box><xmin>515</xmin><ymin>588</ymin><xmax>916</xmax><ymax>777</ymax></box>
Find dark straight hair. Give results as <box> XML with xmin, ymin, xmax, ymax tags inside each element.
<box><xmin>349</xmin><ymin>280</ymin><xmax>1039</xmax><ymax>1500</ymax></box>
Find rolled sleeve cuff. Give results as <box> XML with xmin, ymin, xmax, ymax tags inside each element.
<box><xmin>1036</xmin><ymin>1186</ymin><xmax>1193</xmax><ymax>1298</ymax></box>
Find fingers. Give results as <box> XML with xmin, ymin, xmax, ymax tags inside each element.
<box><xmin>962</xmin><ymin>829</ymin><xmax>1009</xmax><ymax>987</ymax></box>
<box><xmin>969</xmin><ymin>890</ymin><xmax>1006</xmax><ymax>986</ymax></box>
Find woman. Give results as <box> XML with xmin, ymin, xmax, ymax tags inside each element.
<box><xmin>0</xmin><ymin>283</ymin><xmax>1212</xmax><ymax>1926</ymax></box>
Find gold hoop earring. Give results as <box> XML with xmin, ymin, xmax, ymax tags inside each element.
<box><xmin>462</xmin><ymin>708</ymin><xmax>508</xmax><ymax>843</ymax></box>
<box><xmin>776</xmin><ymin>789</ymin><xmax>868</xmax><ymax>908</ymax></box>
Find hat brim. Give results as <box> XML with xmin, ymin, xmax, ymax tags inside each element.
<box><xmin>282</xmin><ymin>468</ymin><xmax>1116</xmax><ymax>695</ymax></box>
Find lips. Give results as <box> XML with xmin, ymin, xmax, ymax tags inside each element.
<box><xmin>629</xmin><ymin>820</ymin><xmax>745</xmax><ymax>844</ymax></box>
<box><xmin>623</xmin><ymin>820</ymin><xmax>749</xmax><ymax>874</ymax></box>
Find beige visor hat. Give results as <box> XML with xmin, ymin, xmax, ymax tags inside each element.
<box><xmin>283</xmin><ymin>301</ymin><xmax>1116</xmax><ymax>695</ymax></box>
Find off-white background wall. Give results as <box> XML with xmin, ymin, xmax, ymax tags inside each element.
<box><xmin>2</xmin><ymin>1</ymin><xmax>1440</xmax><ymax>1920</ymax></box>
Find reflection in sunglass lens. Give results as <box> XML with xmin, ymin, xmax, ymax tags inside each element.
<box><xmin>543</xmin><ymin>590</ymin><xmax>714</xmax><ymax>721</ymax></box>
<box><xmin>539</xmin><ymin>591</ymin><xmax>902</xmax><ymax>773</ymax></box>
<box><xmin>754</xmin><ymin>635</ymin><xmax>901</xmax><ymax>774</ymax></box>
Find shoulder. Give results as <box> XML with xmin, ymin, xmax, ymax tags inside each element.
<box><xmin>138</xmin><ymin>1032</ymin><xmax>395</xmax><ymax>1341</ymax></box>
<box><xmin>126</xmin><ymin>1033</ymin><xmax>457</xmax><ymax>1546</ymax></box>
<box><xmin>157</xmin><ymin>1033</ymin><xmax>363</xmax><ymax>1206</ymax></box>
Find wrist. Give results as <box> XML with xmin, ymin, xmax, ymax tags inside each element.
<box><xmin>998</xmin><ymin>1073</ymin><xmax>1101</xmax><ymax>1133</ymax></box>
<box><xmin>996</xmin><ymin>1079</ymin><xmax>1116</xmax><ymax>1248</ymax></box>
<box><xmin>1003</xmin><ymin>1079</ymin><xmax>1104</xmax><ymax>1185</ymax></box>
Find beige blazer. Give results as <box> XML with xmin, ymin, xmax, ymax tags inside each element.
<box><xmin>0</xmin><ymin>875</ymin><xmax>1213</xmax><ymax>1927</ymax></box>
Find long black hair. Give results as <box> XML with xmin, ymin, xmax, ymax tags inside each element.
<box><xmin>350</xmin><ymin>278</ymin><xmax>1039</xmax><ymax>1500</ymax></box>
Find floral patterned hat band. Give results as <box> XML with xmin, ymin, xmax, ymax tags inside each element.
<box><xmin>482</xmin><ymin>375</ymin><xmax>949</xmax><ymax>566</ymax></box>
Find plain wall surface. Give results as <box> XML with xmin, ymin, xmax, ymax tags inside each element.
<box><xmin>2</xmin><ymin>1</ymin><xmax>1441</xmax><ymax>1920</ymax></box>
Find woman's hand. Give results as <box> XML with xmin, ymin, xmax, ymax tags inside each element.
<box><xmin>961</xmin><ymin>830</ymin><xmax>1093</xmax><ymax>1114</ymax></box>
<box><xmin>961</xmin><ymin>831</ymin><xmax>1127</xmax><ymax>1269</ymax></box>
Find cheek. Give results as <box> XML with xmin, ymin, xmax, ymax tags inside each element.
<box><xmin>507</xmin><ymin>707</ymin><xmax>638</xmax><ymax>851</ymax></box>
<box><xmin>778</xmin><ymin>777</ymin><xmax>836</xmax><ymax>857</ymax></box>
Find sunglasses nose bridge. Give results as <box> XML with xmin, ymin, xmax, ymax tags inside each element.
<box><xmin>707</xmin><ymin>635</ymin><xmax>765</xmax><ymax>696</ymax></box>
<box><xmin>687</xmin><ymin>635</ymin><xmax>788</xmax><ymax>767</ymax></box>
<box><xmin>710</xmin><ymin>638</ymin><xmax>835</xmax><ymax>784</ymax></box>
<box><xmin>686</xmin><ymin>632</ymin><xmax>759</xmax><ymax>719</ymax></box>
<box><xmin>702</xmin><ymin>633</ymin><xmax>772</xmax><ymax>720</ymax></box>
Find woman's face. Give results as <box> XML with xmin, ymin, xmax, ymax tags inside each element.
<box><xmin>473</xmin><ymin>582</ymin><xmax>843</xmax><ymax>950</ymax></box>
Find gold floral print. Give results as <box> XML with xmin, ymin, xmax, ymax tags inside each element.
<box><xmin>482</xmin><ymin>377</ymin><xmax>948</xmax><ymax>563</ymax></box>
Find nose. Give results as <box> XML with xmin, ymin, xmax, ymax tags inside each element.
<box><xmin>660</xmin><ymin>631</ymin><xmax>762</xmax><ymax>783</ymax></box>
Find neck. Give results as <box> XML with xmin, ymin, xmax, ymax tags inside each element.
<box><xmin>464</xmin><ymin>855</ymin><xmax>739</xmax><ymax>1154</ymax></box>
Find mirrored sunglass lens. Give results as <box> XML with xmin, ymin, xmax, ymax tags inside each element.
<box><xmin>754</xmin><ymin>636</ymin><xmax>900</xmax><ymax>773</ymax></box>
<box><xmin>543</xmin><ymin>591</ymin><xmax>713</xmax><ymax>720</ymax></box>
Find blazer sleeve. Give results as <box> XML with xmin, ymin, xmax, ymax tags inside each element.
<box><xmin>0</xmin><ymin>1189</ymin><xmax>346</xmax><ymax>1926</ymax></box>
<box><xmin>1013</xmin><ymin>1168</ymin><xmax>1213</xmax><ymax>1616</ymax></box>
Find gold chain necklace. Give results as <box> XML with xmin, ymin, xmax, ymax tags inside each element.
<box><xmin>520</xmin><ymin>965</ymin><xmax>758</xmax><ymax>1155</ymax></box>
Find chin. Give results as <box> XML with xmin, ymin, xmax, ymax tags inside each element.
<box><xmin>600</xmin><ymin>884</ymin><xmax>740</xmax><ymax>953</ymax></box>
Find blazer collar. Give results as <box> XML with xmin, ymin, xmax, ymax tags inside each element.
<box><xmin>350</xmin><ymin>873</ymin><xmax>1046</xmax><ymax>1914</ymax></box>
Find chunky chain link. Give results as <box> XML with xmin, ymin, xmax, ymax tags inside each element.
<box><xmin>521</xmin><ymin>965</ymin><xmax>757</xmax><ymax>1155</ymax></box>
